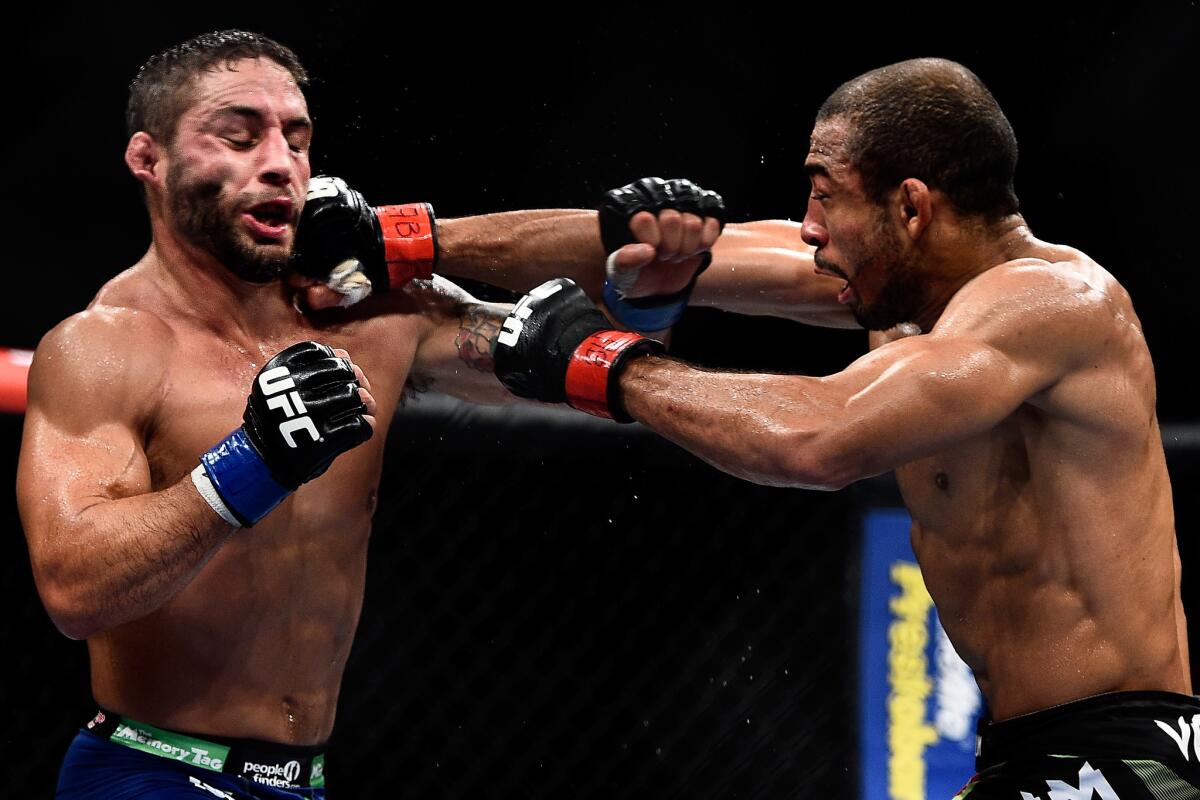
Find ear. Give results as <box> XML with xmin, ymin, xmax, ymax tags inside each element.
<box><xmin>897</xmin><ymin>178</ymin><xmax>933</xmax><ymax>242</ymax></box>
<box><xmin>125</xmin><ymin>132</ymin><xmax>163</xmax><ymax>189</ymax></box>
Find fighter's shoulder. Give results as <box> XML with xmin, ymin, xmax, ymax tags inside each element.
<box><xmin>30</xmin><ymin>305</ymin><xmax>174</xmax><ymax>416</ymax></box>
<box><xmin>941</xmin><ymin>254</ymin><xmax>1124</xmax><ymax>343</ymax></box>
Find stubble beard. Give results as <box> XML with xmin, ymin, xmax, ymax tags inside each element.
<box><xmin>835</xmin><ymin>213</ymin><xmax>926</xmax><ymax>331</ymax></box>
<box><xmin>166</xmin><ymin>159</ymin><xmax>290</xmax><ymax>284</ymax></box>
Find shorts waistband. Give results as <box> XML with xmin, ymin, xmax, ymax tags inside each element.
<box><xmin>977</xmin><ymin>691</ymin><xmax>1200</xmax><ymax>771</ymax></box>
<box><xmin>85</xmin><ymin>709</ymin><xmax>326</xmax><ymax>789</ymax></box>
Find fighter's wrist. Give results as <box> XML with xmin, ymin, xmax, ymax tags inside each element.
<box><xmin>601</xmin><ymin>280</ymin><xmax>690</xmax><ymax>331</ymax></box>
<box><xmin>196</xmin><ymin>427</ymin><xmax>291</xmax><ymax>527</ymax></box>
<box><xmin>373</xmin><ymin>203</ymin><xmax>438</xmax><ymax>290</ymax></box>
<box><xmin>564</xmin><ymin>332</ymin><xmax>664</xmax><ymax>423</ymax></box>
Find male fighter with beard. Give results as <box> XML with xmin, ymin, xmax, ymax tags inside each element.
<box><xmin>491</xmin><ymin>59</ymin><xmax>1197</xmax><ymax>797</ymax></box>
<box><xmin>15</xmin><ymin>31</ymin><xmax>730</xmax><ymax>798</ymax></box>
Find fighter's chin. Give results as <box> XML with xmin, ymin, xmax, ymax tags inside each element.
<box><xmin>851</xmin><ymin>302</ymin><xmax>910</xmax><ymax>331</ymax></box>
<box><xmin>225</xmin><ymin>241</ymin><xmax>290</xmax><ymax>283</ymax></box>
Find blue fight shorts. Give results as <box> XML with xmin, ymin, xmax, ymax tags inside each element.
<box><xmin>56</xmin><ymin>710</ymin><xmax>328</xmax><ymax>799</ymax></box>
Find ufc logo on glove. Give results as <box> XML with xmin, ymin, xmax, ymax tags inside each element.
<box><xmin>258</xmin><ymin>366</ymin><xmax>320</xmax><ymax>448</ymax></box>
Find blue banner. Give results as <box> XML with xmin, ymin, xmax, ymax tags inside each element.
<box><xmin>859</xmin><ymin>508</ymin><xmax>982</xmax><ymax>800</ymax></box>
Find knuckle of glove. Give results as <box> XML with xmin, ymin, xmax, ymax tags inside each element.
<box><xmin>245</xmin><ymin>342</ymin><xmax>369</xmax><ymax>486</ymax></box>
<box><xmin>599</xmin><ymin>177</ymin><xmax>669</xmax><ymax>252</ymax></box>
<box><xmin>698</xmin><ymin>189</ymin><xmax>726</xmax><ymax>228</ymax></box>
<box><xmin>292</xmin><ymin>186</ymin><xmax>378</xmax><ymax>279</ymax></box>
<box><xmin>600</xmin><ymin>177</ymin><xmax>726</xmax><ymax>252</ymax></box>
<box><xmin>663</xmin><ymin>179</ymin><xmax>726</xmax><ymax>228</ymax></box>
<box><xmin>494</xmin><ymin>279</ymin><xmax>600</xmax><ymax>404</ymax></box>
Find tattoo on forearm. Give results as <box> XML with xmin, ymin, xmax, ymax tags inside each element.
<box><xmin>401</xmin><ymin>372</ymin><xmax>434</xmax><ymax>406</ymax></box>
<box><xmin>454</xmin><ymin>305</ymin><xmax>501</xmax><ymax>372</ymax></box>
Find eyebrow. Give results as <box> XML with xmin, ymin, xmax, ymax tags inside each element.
<box><xmin>217</xmin><ymin>105</ymin><xmax>313</xmax><ymax>130</ymax></box>
<box><xmin>804</xmin><ymin>162</ymin><xmax>831</xmax><ymax>179</ymax></box>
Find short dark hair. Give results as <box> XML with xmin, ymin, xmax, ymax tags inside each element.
<box><xmin>126</xmin><ymin>30</ymin><xmax>308</xmax><ymax>144</ymax></box>
<box><xmin>817</xmin><ymin>58</ymin><xmax>1020</xmax><ymax>221</ymax></box>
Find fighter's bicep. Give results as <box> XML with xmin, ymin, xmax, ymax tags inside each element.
<box><xmin>21</xmin><ymin>413</ymin><xmax>152</xmax><ymax>508</ymax></box>
<box><xmin>832</xmin><ymin>336</ymin><xmax>1051</xmax><ymax>466</ymax></box>
<box><xmin>17</xmin><ymin>320</ymin><xmax>158</xmax><ymax>527</ymax></box>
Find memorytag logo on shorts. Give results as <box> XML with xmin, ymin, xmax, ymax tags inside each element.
<box><xmin>258</xmin><ymin>366</ymin><xmax>320</xmax><ymax>448</ymax></box>
<box><xmin>110</xmin><ymin>722</ymin><xmax>227</xmax><ymax>770</ymax></box>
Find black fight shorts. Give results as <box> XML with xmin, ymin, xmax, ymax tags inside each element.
<box><xmin>953</xmin><ymin>691</ymin><xmax>1200</xmax><ymax>799</ymax></box>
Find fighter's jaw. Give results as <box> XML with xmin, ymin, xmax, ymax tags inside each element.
<box><xmin>812</xmin><ymin>253</ymin><xmax>858</xmax><ymax>306</ymax></box>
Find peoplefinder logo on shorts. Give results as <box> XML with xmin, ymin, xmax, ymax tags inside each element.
<box><xmin>243</xmin><ymin>759</ymin><xmax>304</xmax><ymax>787</ymax></box>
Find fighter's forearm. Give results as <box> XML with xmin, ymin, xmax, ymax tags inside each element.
<box><xmin>32</xmin><ymin>478</ymin><xmax>234</xmax><ymax>640</ymax></box>
<box><xmin>690</xmin><ymin>221</ymin><xmax>858</xmax><ymax>328</ymax></box>
<box><xmin>619</xmin><ymin>357</ymin><xmax>859</xmax><ymax>491</ymax></box>
<box><xmin>436</xmin><ymin>209</ymin><xmax>606</xmax><ymax>294</ymax></box>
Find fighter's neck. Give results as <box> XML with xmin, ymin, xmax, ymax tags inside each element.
<box><xmin>142</xmin><ymin>234</ymin><xmax>301</xmax><ymax>342</ymax></box>
<box><xmin>910</xmin><ymin>216</ymin><xmax>1036</xmax><ymax>332</ymax></box>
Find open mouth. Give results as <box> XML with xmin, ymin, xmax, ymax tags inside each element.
<box><xmin>837</xmin><ymin>281</ymin><xmax>857</xmax><ymax>305</ymax></box>
<box><xmin>242</xmin><ymin>199</ymin><xmax>294</xmax><ymax>241</ymax></box>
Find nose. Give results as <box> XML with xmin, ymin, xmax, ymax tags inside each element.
<box><xmin>800</xmin><ymin>197</ymin><xmax>827</xmax><ymax>248</ymax></box>
<box><xmin>257</xmin><ymin>128</ymin><xmax>295</xmax><ymax>188</ymax></box>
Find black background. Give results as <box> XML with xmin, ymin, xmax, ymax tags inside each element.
<box><xmin>5</xmin><ymin>4</ymin><xmax>1200</xmax><ymax>797</ymax></box>
<box><xmin>7</xmin><ymin>5</ymin><xmax>1199</xmax><ymax>407</ymax></box>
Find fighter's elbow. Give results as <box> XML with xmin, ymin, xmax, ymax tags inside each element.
<box><xmin>38</xmin><ymin>585</ymin><xmax>102</xmax><ymax>640</ymax></box>
<box><xmin>770</xmin><ymin>427</ymin><xmax>863</xmax><ymax>491</ymax></box>
<box><xmin>31</xmin><ymin>560</ymin><xmax>108</xmax><ymax>640</ymax></box>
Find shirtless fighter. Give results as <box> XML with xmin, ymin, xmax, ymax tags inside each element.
<box><xmin>15</xmin><ymin>31</ymin><xmax>724</xmax><ymax>798</ymax></box>
<box><xmin>491</xmin><ymin>59</ymin><xmax>1198</xmax><ymax>797</ymax></box>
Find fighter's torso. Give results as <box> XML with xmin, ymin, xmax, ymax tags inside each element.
<box><xmin>881</xmin><ymin>254</ymin><xmax>1189</xmax><ymax>720</ymax></box>
<box><xmin>86</xmin><ymin>272</ymin><xmax>424</xmax><ymax>744</ymax></box>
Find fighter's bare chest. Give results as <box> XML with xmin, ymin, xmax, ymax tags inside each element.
<box><xmin>893</xmin><ymin>409</ymin><xmax>1036</xmax><ymax>537</ymax></box>
<box><xmin>141</xmin><ymin>324</ymin><xmax>417</xmax><ymax>488</ymax></box>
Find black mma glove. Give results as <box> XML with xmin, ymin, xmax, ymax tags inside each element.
<box><xmin>598</xmin><ymin>177</ymin><xmax>725</xmax><ymax>330</ymax></box>
<box><xmin>493</xmin><ymin>278</ymin><xmax>664</xmax><ymax>422</ymax></box>
<box><xmin>291</xmin><ymin>175</ymin><xmax>437</xmax><ymax>304</ymax></box>
<box><xmin>191</xmin><ymin>341</ymin><xmax>373</xmax><ymax>526</ymax></box>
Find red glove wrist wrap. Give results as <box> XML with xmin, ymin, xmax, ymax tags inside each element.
<box><xmin>375</xmin><ymin>203</ymin><xmax>437</xmax><ymax>287</ymax></box>
<box><xmin>565</xmin><ymin>330</ymin><xmax>651</xmax><ymax>420</ymax></box>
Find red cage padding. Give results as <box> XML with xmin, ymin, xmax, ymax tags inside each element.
<box><xmin>0</xmin><ymin>348</ymin><xmax>31</xmax><ymax>413</ymax></box>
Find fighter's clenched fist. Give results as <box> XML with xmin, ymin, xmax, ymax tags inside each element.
<box><xmin>193</xmin><ymin>341</ymin><xmax>375</xmax><ymax>527</ymax></box>
<box><xmin>492</xmin><ymin>278</ymin><xmax>663</xmax><ymax>422</ymax></box>
<box><xmin>599</xmin><ymin>177</ymin><xmax>725</xmax><ymax>331</ymax></box>
<box><xmin>291</xmin><ymin>175</ymin><xmax>437</xmax><ymax>305</ymax></box>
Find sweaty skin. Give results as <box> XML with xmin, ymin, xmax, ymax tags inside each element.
<box><xmin>615</xmin><ymin>124</ymin><xmax>1188</xmax><ymax>720</ymax></box>
<box><xmin>17</xmin><ymin>58</ymin><xmax>533</xmax><ymax>746</ymax></box>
